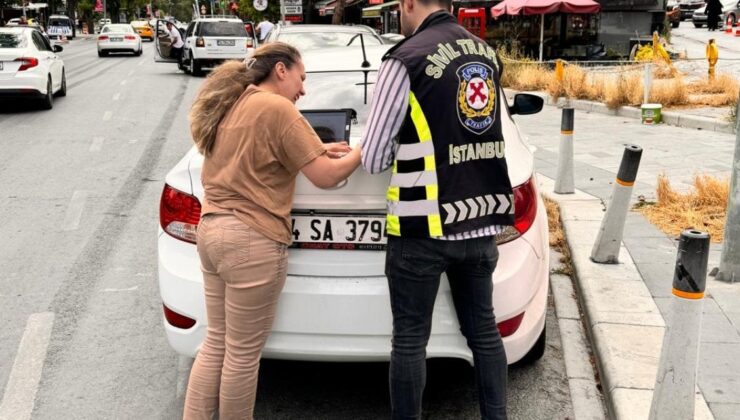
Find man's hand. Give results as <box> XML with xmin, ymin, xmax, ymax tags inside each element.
<box><xmin>324</xmin><ymin>142</ymin><xmax>352</xmax><ymax>159</ymax></box>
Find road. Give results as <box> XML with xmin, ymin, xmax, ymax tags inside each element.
<box><xmin>670</xmin><ymin>22</ymin><xmax>740</xmax><ymax>78</ymax></box>
<box><xmin>0</xmin><ymin>37</ymin><xmax>584</xmax><ymax>419</ymax></box>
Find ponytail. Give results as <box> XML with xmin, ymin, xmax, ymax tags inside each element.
<box><xmin>189</xmin><ymin>42</ymin><xmax>302</xmax><ymax>157</ymax></box>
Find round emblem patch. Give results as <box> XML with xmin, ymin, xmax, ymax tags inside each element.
<box><xmin>456</xmin><ymin>62</ymin><xmax>496</xmax><ymax>134</ymax></box>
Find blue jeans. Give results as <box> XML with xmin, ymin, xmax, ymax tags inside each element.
<box><xmin>385</xmin><ymin>235</ymin><xmax>507</xmax><ymax>420</ymax></box>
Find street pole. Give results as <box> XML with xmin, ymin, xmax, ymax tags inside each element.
<box><xmin>281</xmin><ymin>0</ymin><xmax>285</xmax><ymax>24</ymax></box>
<box><xmin>716</xmin><ymin>99</ymin><xmax>740</xmax><ymax>283</ymax></box>
<box><xmin>104</xmin><ymin>0</ymin><xmax>107</xmax><ymax>21</ymax></box>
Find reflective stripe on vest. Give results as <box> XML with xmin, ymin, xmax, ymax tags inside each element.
<box><xmin>386</xmin><ymin>92</ymin><xmax>443</xmax><ymax>237</ymax></box>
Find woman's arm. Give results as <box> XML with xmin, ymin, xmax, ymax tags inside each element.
<box><xmin>301</xmin><ymin>146</ymin><xmax>361</xmax><ymax>189</ymax></box>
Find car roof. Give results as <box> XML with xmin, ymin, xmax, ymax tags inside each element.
<box><xmin>0</xmin><ymin>27</ymin><xmax>35</xmax><ymax>34</ymax></box>
<box><xmin>301</xmin><ymin>45</ymin><xmax>390</xmax><ymax>72</ymax></box>
<box><xmin>49</xmin><ymin>15</ymin><xmax>72</xmax><ymax>18</ymax></box>
<box><xmin>194</xmin><ymin>17</ymin><xmax>242</xmax><ymax>22</ymax></box>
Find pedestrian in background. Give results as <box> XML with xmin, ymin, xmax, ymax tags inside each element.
<box><xmin>360</xmin><ymin>0</ymin><xmax>514</xmax><ymax>418</ymax></box>
<box><xmin>707</xmin><ymin>0</ymin><xmax>723</xmax><ymax>31</ymax></box>
<box><xmin>256</xmin><ymin>15</ymin><xmax>274</xmax><ymax>42</ymax></box>
<box><xmin>182</xmin><ymin>42</ymin><xmax>361</xmax><ymax>420</ymax></box>
<box><xmin>165</xmin><ymin>20</ymin><xmax>183</xmax><ymax>64</ymax></box>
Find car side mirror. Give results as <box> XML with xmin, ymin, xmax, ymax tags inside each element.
<box><xmin>509</xmin><ymin>93</ymin><xmax>543</xmax><ymax>115</ymax></box>
<box><xmin>53</xmin><ymin>45</ymin><xmax>63</xmax><ymax>53</ymax></box>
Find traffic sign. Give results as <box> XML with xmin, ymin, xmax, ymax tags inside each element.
<box><xmin>282</xmin><ymin>5</ymin><xmax>302</xmax><ymax>14</ymax></box>
<box><xmin>254</xmin><ymin>0</ymin><xmax>267</xmax><ymax>11</ymax></box>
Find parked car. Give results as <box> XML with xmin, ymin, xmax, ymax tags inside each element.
<box><xmin>153</xmin><ymin>17</ymin><xmax>249</xmax><ymax>76</ymax></box>
<box><xmin>692</xmin><ymin>0</ymin><xmax>740</xmax><ymax>27</ymax></box>
<box><xmin>667</xmin><ymin>0</ymin><xmax>681</xmax><ymax>28</ymax></box>
<box><xmin>263</xmin><ymin>24</ymin><xmax>384</xmax><ymax>50</ymax></box>
<box><xmin>130</xmin><ymin>20</ymin><xmax>154</xmax><ymax>41</ymax></box>
<box><xmin>156</xmin><ymin>45</ymin><xmax>550</xmax><ymax>365</ymax></box>
<box><xmin>679</xmin><ymin>0</ymin><xmax>705</xmax><ymax>20</ymax></box>
<box><xmin>0</xmin><ymin>26</ymin><xmax>66</xmax><ymax>109</ymax></box>
<box><xmin>97</xmin><ymin>24</ymin><xmax>142</xmax><ymax>56</ymax></box>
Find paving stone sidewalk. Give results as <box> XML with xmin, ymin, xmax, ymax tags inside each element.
<box><xmin>517</xmin><ymin>101</ymin><xmax>740</xmax><ymax>419</ymax></box>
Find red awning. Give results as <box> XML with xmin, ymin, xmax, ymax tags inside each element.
<box><xmin>491</xmin><ymin>0</ymin><xmax>601</xmax><ymax>18</ymax></box>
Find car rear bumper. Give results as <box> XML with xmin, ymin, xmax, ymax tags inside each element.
<box><xmin>0</xmin><ymin>74</ymin><xmax>48</xmax><ymax>97</ymax></box>
<box><xmin>158</xmin><ymin>199</ymin><xmax>549</xmax><ymax>364</ymax></box>
<box><xmin>0</xmin><ymin>88</ymin><xmax>45</xmax><ymax>99</ymax></box>
<box><xmin>98</xmin><ymin>40</ymin><xmax>139</xmax><ymax>51</ymax></box>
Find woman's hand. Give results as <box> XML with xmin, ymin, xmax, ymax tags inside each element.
<box><xmin>324</xmin><ymin>142</ymin><xmax>352</xmax><ymax>159</ymax></box>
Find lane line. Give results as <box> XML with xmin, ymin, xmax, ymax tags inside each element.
<box><xmin>120</xmin><ymin>80</ymin><xmax>127</xmax><ymax>86</ymax></box>
<box><xmin>103</xmin><ymin>111</ymin><xmax>112</xmax><ymax>121</ymax></box>
<box><xmin>89</xmin><ymin>136</ymin><xmax>104</xmax><ymax>152</ymax></box>
<box><xmin>127</xmin><ymin>70</ymin><xmax>134</xmax><ymax>76</ymax></box>
<box><xmin>102</xmin><ymin>286</ymin><xmax>139</xmax><ymax>292</ymax></box>
<box><xmin>62</xmin><ymin>190</ymin><xmax>87</xmax><ymax>231</ymax></box>
<box><xmin>128</xmin><ymin>138</ymin><xmax>138</xmax><ymax>144</ymax></box>
<box><xmin>112</xmin><ymin>93</ymin><xmax>121</xmax><ymax>101</ymax></box>
<box><xmin>0</xmin><ymin>312</ymin><xmax>55</xmax><ymax>420</ymax></box>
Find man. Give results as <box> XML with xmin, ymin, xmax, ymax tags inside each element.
<box><xmin>166</xmin><ymin>20</ymin><xmax>184</xmax><ymax>64</ymax></box>
<box><xmin>256</xmin><ymin>16</ymin><xmax>274</xmax><ymax>42</ymax></box>
<box><xmin>360</xmin><ymin>0</ymin><xmax>513</xmax><ymax>418</ymax></box>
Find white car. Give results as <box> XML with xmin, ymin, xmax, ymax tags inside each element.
<box><xmin>97</xmin><ymin>24</ymin><xmax>142</xmax><ymax>57</ymax></box>
<box><xmin>154</xmin><ymin>17</ymin><xmax>249</xmax><ymax>76</ymax></box>
<box><xmin>264</xmin><ymin>24</ymin><xmax>384</xmax><ymax>51</ymax></box>
<box><xmin>0</xmin><ymin>27</ymin><xmax>66</xmax><ymax>109</ymax></box>
<box><xmin>157</xmin><ymin>45</ymin><xmax>549</xmax><ymax>365</ymax></box>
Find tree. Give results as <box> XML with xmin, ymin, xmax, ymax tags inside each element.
<box><xmin>237</xmin><ymin>0</ymin><xmax>280</xmax><ymax>22</ymax></box>
<box><xmin>331</xmin><ymin>0</ymin><xmax>344</xmax><ymax>24</ymax></box>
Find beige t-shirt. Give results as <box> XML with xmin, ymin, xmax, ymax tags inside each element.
<box><xmin>200</xmin><ymin>85</ymin><xmax>326</xmax><ymax>245</ymax></box>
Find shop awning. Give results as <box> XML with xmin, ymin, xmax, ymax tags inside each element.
<box><xmin>362</xmin><ymin>0</ymin><xmax>399</xmax><ymax>18</ymax></box>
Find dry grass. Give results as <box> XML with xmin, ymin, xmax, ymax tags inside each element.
<box><xmin>636</xmin><ymin>174</ymin><xmax>729</xmax><ymax>243</ymax></box>
<box><xmin>544</xmin><ymin>197</ymin><xmax>573</xmax><ymax>276</ymax></box>
<box><xmin>501</xmin><ymin>60</ymin><xmax>739</xmax><ymax>110</ymax></box>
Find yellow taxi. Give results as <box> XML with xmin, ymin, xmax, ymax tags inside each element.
<box><xmin>130</xmin><ymin>20</ymin><xmax>153</xmax><ymax>41</ymax></box>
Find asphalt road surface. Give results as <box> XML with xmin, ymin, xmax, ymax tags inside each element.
<box><xmin>0</xmin><ymin>37</ymin><xmax>579</xmax><ymax>419</ymax></box>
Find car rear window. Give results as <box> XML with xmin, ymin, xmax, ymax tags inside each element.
<box><xmin>278</xmin><ymin>32</ymin><xmax>382</xmax><ymax>50</ymax></box>
<box><xmin>49</xmin><ymin>18</ymin><xmax>71</xmax><ymax>26</ymax></box>
<box><xmin>198</xmin><ymin>22</ymin><xmax>247</xmax><ymax>37</ymax></box>
<box><xmin>102</xmin><ymin>25</ymin><xmax>134</xmax><ymax>33</ymax></box>
<box><xmin>0</xmin><ymin>33</ymin><xmax>26</xmax><ymax>48</ymax></box>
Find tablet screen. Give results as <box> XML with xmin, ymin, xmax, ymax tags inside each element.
<box><xmin>301</xmin><ymin>110</ymin><xmax>351</xmax><ymax>144</ymax></box>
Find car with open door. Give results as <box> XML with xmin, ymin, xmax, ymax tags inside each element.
<box><xmin>157</xmin><ymin>43</ymin><xmax>550</xmax><ymax>366</ymax></box>
<box><xmin>153</xmin><ymin>17</ymin><xmax>249</xmax><ymax>76</ymax></box>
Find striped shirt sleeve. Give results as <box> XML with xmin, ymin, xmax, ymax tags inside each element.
<box><xmin>361</xmin><ymin>58</ymin><xmax>410</xmax><ymax>174</ymax></box>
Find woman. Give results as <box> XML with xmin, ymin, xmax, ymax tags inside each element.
<box><xmin>183</xmin><ymin>42</ymin><xmax>361</xmax><ymax>419</ymax></box>
<box><xmin>707</xmin><ymin>0</ymin><xmax>723</xmax><ymax>31</ymax></box>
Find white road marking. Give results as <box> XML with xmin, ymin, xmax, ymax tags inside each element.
<box><xmin>138</xmin><ymin>60</ymin><xmax>144</xmax><ymax>66</ymax></box>
<box><xmin>103</xmin><ymin>111</ymin><xmax>112</xmax><ymax>121</ymax></box>
<box><xmin>0</xmin><ymin>312</ymin><xmax>55</xmax><ymax>420</ymax></box>
<box><xmin>112</xmin><ymin>92</ymin><xmax>121</xmax><ymax>101</ymax></box>
<box><xmin>62</xmin><ymin>190</ymin><xmax>87</xmax><ymax>231</ymax></box>
<box><xmin>103</xmin><ymin>286</ymin><xmax>139</xmax><ymax>292</ymax></box>
<box><xmin>120</xmin><ymin>80</ymin><xmax>127</xmax><ymax>86</ymax></box>
<box><xmin>128</xmin><ymin>138</ymin><xmax>138</xmax><ymax>144</ymax></box>
<box><xmin>127</xmin><ymin>70</ymin><xmax>134</xmax><ymax>76</ymax></box>
<box><xmin>89</xmin><ymin>136</ymin><xmax>104</xmax><ymax>152</ymax></box>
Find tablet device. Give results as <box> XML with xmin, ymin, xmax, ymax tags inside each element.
<box><xmin>301</xmin><ymin>109</ymin><xmax>352</xmax><ymax>144</ymax></box>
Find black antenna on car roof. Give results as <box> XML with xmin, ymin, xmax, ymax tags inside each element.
<box><xmin>346</xmin><ymin>33</ymin><xmax>373</xmax><ymax>104</ymax></box>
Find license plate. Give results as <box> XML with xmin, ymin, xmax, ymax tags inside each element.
<box><xmin>217</xmin><ymin>39</ymin><xmax>235</xmax><ymax>46</ymax></box>
<box><xmin>110</xmin><ymin>37</ymin><xmax>123</xmax><ymax>42</ymax></box>
<box><xmin>290</xmin><ymin>214</ymin><xmax>387</xmax><ymax>250</ymax></box>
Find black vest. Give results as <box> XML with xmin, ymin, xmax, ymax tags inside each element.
<box><xmin>383</xmin><ymin>11</ymin><xmax>514</xmax><ymax>238</ymax></box>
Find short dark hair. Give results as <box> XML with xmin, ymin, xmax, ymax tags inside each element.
<box><xmin>413</xmin><ymin>0</ymin><xmax>452</xmax><ymax>9</ymax></box>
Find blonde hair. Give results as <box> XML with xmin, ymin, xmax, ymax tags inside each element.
<box><xmin>189</xmin><ymin>42</ymin><xmax>302</xmax><ymax>157</ymax></box>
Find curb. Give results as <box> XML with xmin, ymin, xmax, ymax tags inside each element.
<box><xmin>537</xmin><ymin>174</ymin><xmax>715</xmax><ymax>420</ymax></box>
<box><xmin>505</xmin><ymin>88</ymin><xmax>736</xmax><ymax>135</ymax></box>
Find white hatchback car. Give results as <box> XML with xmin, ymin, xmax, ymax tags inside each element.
<box><xmin>158</xmin><ymin>45</ymin><xmax>549</xmax><ymax>365</ymax></box>
<box><xmin>0</xmin><ymin>27</ymin><xmax>66</xmax><ymax>109</ymax></box>
<box><xmin>97</xmin><ymin>24</ymin><xmax>142</xmax><ymax>57</ymax></box>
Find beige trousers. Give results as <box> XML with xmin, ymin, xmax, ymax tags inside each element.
<box><xmin>183</xmin><ymin>213</ymin><xmax>288</xmax><ymax>420</ymax></box>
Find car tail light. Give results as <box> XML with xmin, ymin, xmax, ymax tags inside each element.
<box><xmin>497</xmin><ymin>312</ymin><xmax>525</xmax><ymax>337</ymax></box>
<box><xmin>124</xmin><ymin>35</ymin><xmax>136</xmax><ymax>40</ymax></box>
<box><xmin>98</xmin><ymin>35</ymin><xmax>109</xmax><ymax>41</ymax></box>
<box><xmin>196</xmin><ymin>37</ymin><xmax>205</xmax><ymax>47</ymax></box>
<box><xmin>495</xmin><ymin>176</ymin><xmax>538</xmax><ymax>245</ymax></box>
<box><xmin>160</xmin><ymin>184</ymin><xmax>201</xmax><ymax>244</ymax></box>
<box><xmin>247</xmin><ymin>38</ymin><xmax>254</xmax><ymax>48</ymax></box>
<box><xmin>14</xmin><ymin>57</ymin><xmax>38</xmax><ymax>71</ymax></box>
<box><xmin>163</xmin><ymin>304</ymin><xmax>196</xmax><ymax>329</ymax></box>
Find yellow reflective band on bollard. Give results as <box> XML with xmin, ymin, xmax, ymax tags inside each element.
<box><xmin>616</xmin><ymin>178</ymin><xmax>634</xmax><ymax>187</ymax></box>
<box><xmin>672</xmin><ymin>288</ymin><xmax>705</xmax><ymax>300</ymax></box>
<box><xmin>561</xmin><ymin>130</ymin><xmax>573</xmax><ymax>135</ymax></box>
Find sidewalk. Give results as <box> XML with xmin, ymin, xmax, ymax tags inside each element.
<box><xmin>519</xmin><ymin>96</ymin><xmax>740</xmax><ymax>419</ymax></box>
